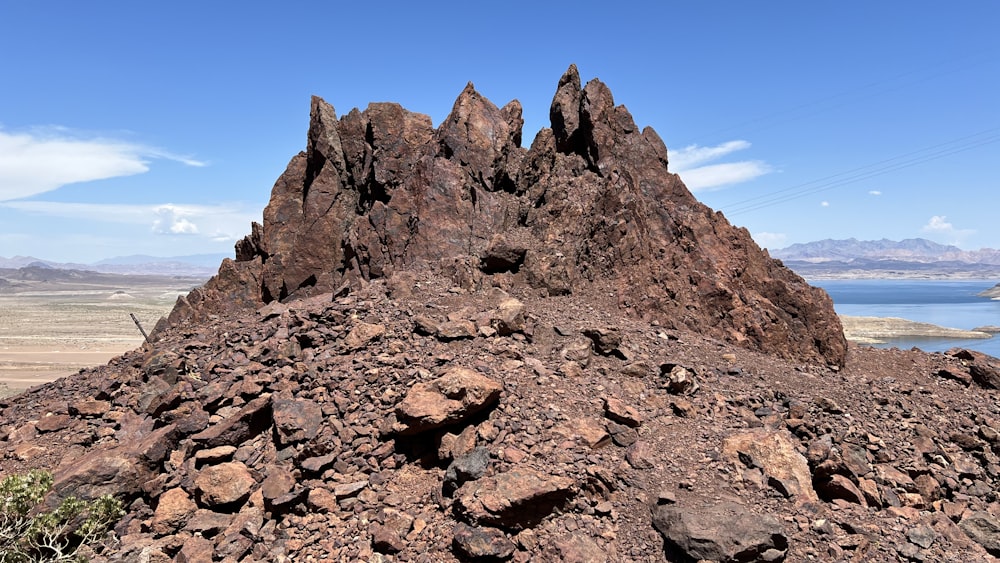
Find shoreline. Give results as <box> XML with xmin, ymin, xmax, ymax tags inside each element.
<box><xmin>839</xmin><ymin>315</ymin><xmax>992</xmax><ymax>345</ymax></box>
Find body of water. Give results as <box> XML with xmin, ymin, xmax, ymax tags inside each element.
<box><xmin>811</xmin><ymin>279</ymin><xmax>1000</xmax><ymax>357</ymax></box>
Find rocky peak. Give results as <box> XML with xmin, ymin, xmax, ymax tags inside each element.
<box><xmin>161</xmin><ymin>66</ymin><xmax>846</xmax><ymax>366</ymax></box>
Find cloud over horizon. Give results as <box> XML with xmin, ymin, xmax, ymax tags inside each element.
<box><xmin>752</xmin><ymin>231</ymin><xmax>787</xmax><ymax>249</ymax></box>
<box><xmin>0</xmin><ymin>200</ymin><xmax>255</xmax><ymax>243</ymax></box>
<box><xmin>670</xmin><ymin>140</ymin><xmax>772</xmax><ymax>191</ymax></box>
<box><xmin>0</xmin><ymin>127</ymin><xmax>205</xmax><ymax>201</ymax></box>
<box><xmin>922</xmin><ymin>215</ymin><xmax>975</xmax><ymax>243</ymax></box>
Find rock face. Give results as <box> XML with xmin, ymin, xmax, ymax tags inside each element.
<box><xmin>162</xmin><ymin>65</ymin><xmax>845</xmax><ymax>366</ymax></box>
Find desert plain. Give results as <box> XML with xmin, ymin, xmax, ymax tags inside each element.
<box><xmin>0</xmin><ymin>268</ymin><xmax>205</xmax><ymax>397</ymax></box>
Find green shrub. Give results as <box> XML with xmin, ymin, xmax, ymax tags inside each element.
<box><xmin>0</xmin><ymin>470</ymin><xmax>124</xmax><ymax>562</ymax></box>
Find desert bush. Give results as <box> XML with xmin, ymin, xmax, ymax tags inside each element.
<box><xmin>0</xmin><ymin>470</ymin><xmax>123</xmax><ymax>562</ymax></box>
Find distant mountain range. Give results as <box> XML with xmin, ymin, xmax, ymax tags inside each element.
<box><xmin>4</xmin><ymin>238</ymin><xmax>999</xmax><ymax>280</ymax></box>
<box><xmin>0</xmin><ymin>254</ymin><xmax>227</xmax><ymax>277</ymax></box>
<box><xmin>770</xmin><ymin>238</ymin><xmax>1000</xmax><ymax>279</ymax></box>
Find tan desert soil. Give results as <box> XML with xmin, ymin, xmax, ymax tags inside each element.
<box><xmin>0</xmin><ymin>273</ymin><xmax>203</xmax><ymax>396</ymax></box>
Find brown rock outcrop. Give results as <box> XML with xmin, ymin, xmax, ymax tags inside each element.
<box><xmin>160</xmin><ymin>65</ymin><xmax>845</xmax><ymax>366</ymax></box>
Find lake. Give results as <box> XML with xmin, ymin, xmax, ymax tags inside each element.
<box><xmin>811</xmin><ymin>279</ymin><xmax>1000</xmax><ymax>357</ymax></box>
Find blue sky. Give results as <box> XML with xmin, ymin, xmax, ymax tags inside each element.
<box><xmin>1</xmin><ymin>1</ymin><xmax>997</xmax><ymax>263</ymax></box>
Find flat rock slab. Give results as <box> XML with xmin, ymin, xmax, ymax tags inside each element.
<box><xmin>652</xmin><ymin>500</ymin><xmax>788</xmax><ymax>563</ymax></box>
<box><xmin>394</xmin><ymin>367</ymin><xmax>501</xmax><ymax>435</ymax></box>
<box><xmin>455</xmin><ymin>468</ymin><xmax>575</xmax><ymax>529</ymax></box>
<box><xmin>960</xmin><ymin>511</ymin><xmax>1000</xmax><ymax>556</ymax></box>
<box><xmin>191</xmin><ymin>395</ymin><xmax>272</xmax><ymax>448</ymax></box>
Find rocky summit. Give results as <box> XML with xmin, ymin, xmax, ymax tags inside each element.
<box><xmin>3</xmin><ymin>68</ymin><xmax>1000</xmax><ymax>562</ymax></box>
<box><xmin>162</xmin><ymin>64</ymin><xmax>845</xmax><ymax>367</ymax></box>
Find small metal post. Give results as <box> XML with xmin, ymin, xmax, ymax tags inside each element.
<box><xmin>130</xmin><ymin>313</ymin><xmax>151</xmax><ymax>343</ymax></box>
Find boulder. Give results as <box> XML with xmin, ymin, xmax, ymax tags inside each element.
<box><xmin>151</xmin><ymin>487</ymin><xmax>198</xmax><ymax>536</ymax></box>
<box><xmin>960</xmin><ymin>511</ymin><xmax>1000</xmax><ymax>556</ymax></box>
<box><xmin>190</xmin><ymin>395</ymin><xmax>272</xmax><ymax>448</ymax></box>
<box><xmin>195</xmin><ymin>461</ymin><xmax>256</xmax><ymax>508</ymax></box>
<box><xmin>722</xmin><ymin>428</ymin><xmax>818</xmax><ymax>501</ymax></box>
<box><xmin>651</xmin><ymin>500</ymin><xmax>788</xmax><ymax>562</ymax></box>
<box><xmin>271</xmin><ymin>397</ymin><xmax>322</xmax><ymax>445</ymax></box>
<box><xmin>452</xmin><ymin>522</ymin><xmax>516</xmax><ymax>561</ymax></box>
<box><xmin>455</xmin><ymin>469</ymin><xmax>575</xmax><ymax>529</ymax></box>
<box><xmin>394</xmin><ymin>367</ymin><xmax>502</xmax><ymax>434</ymax></box>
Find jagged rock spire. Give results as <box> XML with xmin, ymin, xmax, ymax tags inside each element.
<box><xmin>162</xmin><ymin>67</ymin><xmax>846</xmax><ymax>366</ymax></box>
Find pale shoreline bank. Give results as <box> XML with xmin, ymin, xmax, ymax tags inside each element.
<box><xmin>840</xmin><ymin>315</ymin><xmax>993</xmax><ymax>345</ymax></box>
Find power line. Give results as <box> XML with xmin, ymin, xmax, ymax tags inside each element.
<box><xmin>695</xmin><ymin>53</ymin><xmax>995</xmax><ymax>141</ymax></box>
<box><xmin>721</xmin><ymin>128</ymin><xmax>1000</xmax><ymax>216</ymax></box>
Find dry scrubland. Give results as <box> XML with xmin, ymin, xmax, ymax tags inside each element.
<box><xmin>0</xmin><ymin>272</ymin><xmax>205</xmax><ymax>397</ymax></box>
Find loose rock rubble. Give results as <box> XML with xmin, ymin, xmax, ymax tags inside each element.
<box><xmin>1</xmin><ymin>67</ymin><xmax>999</xmax><ymax>562</ymax></box>
<box><xmin>3</xmin><ymin>278</ymin><xmax>1000</xmax><ymax>562</ymax></box>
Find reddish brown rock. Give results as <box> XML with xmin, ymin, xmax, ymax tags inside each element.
<box><xmin>551</xmin><ymin>533</ymin><xmax>608</xmax><ymax>563</ymax></box>
<box><xmin>9</xmin><ymin>67</ymin><xmax>979</xmax><ymax>563</ymax></box>
<box><xmin>492</xmin><ymin>297</ymin><xmax>526</xmax><ymax>336</ymax></box>
<box><xmin>603</xmin><ymin>397</ymin><xmax>642</xmax><ymax>427</ymax></box>
<box><xmin>344</xmin><ymin>322</ymin><xmax>386</xmax><ymax>351</ymax></box>
<box><xmin>50</xmin><ymin>421</ymin><xmax>177</xmax><ymax>504</ymax></box>
<box><xmin>176</xmin><ymin>535</ymin><xmax>215</xmax><ymax>563</ymax></box>
<box><xmin>271</xmin><ymin>397</ymin><xmax>322</xmax><ymax>445</ymax></box>
<box><xmin>454</xmin><ymin>468</ymin><xmax>575</xmax><ymax>529</ymax></box>
<box><xmin>261</xmin><ymin>465</ymin><xmax>299</xmax><ymax>507</ymax></box>
<box><xmin>394</xmin><ymin>367</ymin><xmax>502</xmax><ymax>435</ymax></box>
<box><xmin>651</xmin><ymin>500</ymin><xmax>788</xmax><ymax>563</ymax></box>
<box><xmin>162</xmin><ymin>66</ymin><xmax>845</xmax><ymax>367</ymax></box>
<box><xmin>195</xmin><ymin>461</ymin><xmax>256</xmax><ymax>507</ymax></box>
<box><xmin>557</xmin><ymin>418</ymin><xmax>611</xmax><ymax>449</ymax></box>
<box><xmin>35</xmin><ymin>413</ymin><xmax>72</xmax><ymax>433</ymax></box>
<box><xmin>816</xmin><ymin>474</ymin><xmax>867</xmax><ymax>506</ymax></box>
<box><xmin>722</xmin><ymin>428</ymin><xmax>818</xmax><ymax>501</ymax></box>
<box><xmin>371</xmin><ymin>507</ymin><xmax>414</xmax><ymax>555</ymax></box>
<box><xmin>190</xmin><ymin>395</ymin><xmax>271</xmax><ymax>448</ymax></box>
<box><xmin>69</xmin><ymin>399</ymin><xmax>110</xmax><ymax>418</ymax></box>
<box><xmin>452</xmin><ymin>522</ymin><xmax>516</xmax><ymax>561</ymax></box>
<box><xmin>954</xmin><ymin>349</ymin><xmax>1000</xmax><ymax>389</ymax></box>
<box><xmin>151</xmin><ymin>487</ymin><xmax>198</xmax><ymax>536</ymax></box>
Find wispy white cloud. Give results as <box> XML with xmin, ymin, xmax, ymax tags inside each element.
<box><xmin>0</xmin><ymin>127</ymin><xmax>205</xmax><ymax>201</ymax></box>
<box><xmin>676</xmin><ymin>161</ymin><xmax>773</xmax><ymax>191</ymax></box>
<box><xmin>671</xmin><ymin>140</ymin><xmax>772</xmax><ymax>191</ymax></box>
<box><xmin>0</xmin><ymin>201</ymin><xmax>255</xmax><ymax>242</ymax></box>
<box><xmin>922</xmin><ymin>215</ymin><xmax>975</xmax><ymax>242</ymax></box>
<box><xmin>671</xmin><ymin>140</ymin><xmax>751</xmax><ymax>170</ymax></box>
<box><xmin>752</xmin><ymin>231</ymin><xmax>787</xmax><ymax>249</ymax></box>
<box><xmin>868</xmin><ymin>190</ymin><xmax>882</xmax><ymax>196</ymax></box>
<box><xmin>923</xmin><ymin>215</ymin><xmax>954</xmax><ymax>232</ymax></box>
<box><xmin>820</xmin><ymin>201</ymin><xmax>830</xmax><ymax>207</ymax></box>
